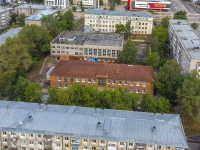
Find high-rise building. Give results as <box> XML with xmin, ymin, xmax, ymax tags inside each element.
<box><xmin>45</xmin><ymin>0</ymin><xmax>69</xmax><ymax>9</ymax></box>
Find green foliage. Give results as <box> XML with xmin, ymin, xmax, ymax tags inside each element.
<box><xmin>0</xmin><ymin>36</ymin><xmax>32</xmax><ymax>74</ymax></box>
<box><xmin>147</xmin><ymin>10</ymin><xmax>154</xmax><ymax>14</ymax></box>
<box><xmin>81</xmin><ymin>6</ymin><xmax>85</xmax><ymax>12</ymax></box>
<box><xmin>100</xmin><ymin>0</ymin><xmax>103</xmax><ymax>5</ymax></box>
<box><xmin>144</xmin><ymin>52</ymin><xmax>160</xmax><ymax>69</ymax></box>
<box><xmin>10</xmin><ymin>13</ymin><xmax>18</xmax><ymax>25</ymax></box>
<box><xmin>176</xmin><ymin>71</ymin><xmax>200</xmax><ymax>119</ymax></box>
<box><xmin>191</xmin><ymin>22</ymin><xmax>199</xmax><ymax>30</ymax></box>
<box><xmin>154</xmin><ymin>59</ymin><xmax>183</xmax><ymax>101</ymax></box>
<box><xmin>151</xmin><ymin>36</ymin><xmax>162</xmax><ymax>55</ymax></box>
<box><xmin>118</xmin><ymin>39</ymin><xmax>138</xmax><ymax>64</ymax></box>
<box><xmin>173</xmin><ymin>10</ymin><xmax>187</xmax><ymax>19</ymax></box>
<box><xmin>141</xmin><ymin>94</ymin><xmax>170</xmax><ymax>113</ymax></box>
<box><xmin>125</xmin><ymin>21</ymin><xmax>131</xmax><ymax>38</ymax></box>
<box><xmin>72</xmin><ymin>6</ymin><xmax>77</xmax><ymax>12</ymax></box>
<box><xmin>48</xmin><ymin>83</ymin><xmax>139</xmax><ymax>110</ymax></box>
<box><xmin>109</xmin><ymin>0</ymin><xmax>115</xmax><ymax>10</ymax></box>
<box><xmin>16</xmin><ymin>13</ymin><xmax>26</xmax><ymax>27</ymax></box>
<box><xmin>115</xmin><ymin>24</ymin><xmax>125</xmax><ymax>33</ymax></box>
<box><xmin>24</xmin><ymin>83</ymin><xmax>42</xmax><ymax>103</ymax></box>
<box><xmin>18</xmin><ymin>25</ymin><xmax>52</xmax><ymax>60</ymax></box>
<box><xmin>152</xmin><ymin>26</ymin><xmax>168</xmax><ymax>44</ymax></box>
<box><xmin>161</xmin><ymin>17</ymin><xmax>170</xmax><ymax>28</ymax></box>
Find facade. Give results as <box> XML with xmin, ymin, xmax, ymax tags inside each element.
<box><xmin>0</xmin><ymin>8</ymin><xmax>13</xmax><ymax>30</ymax></box>
<box><xmin>0</xmin><ymin>27</ymin><xmax>22</xmax><ymax>46</ymax></box>
<box><xmin>127</xmin><ymin>0</ymin><xmax>171</xmax><ymax>11</ymax></box>
<box><xmin>15</xmin><ymin>4</ymin><xmax>51</xmax><ymax>16</ymax></box>
<box><xmin>50</xmin><ymin>32</ymin><xmax>124</xmax><ymax>62</ymax></box>
<box><xmin>0</xmin><ymin>100</ymin><xmax>188</xmax><ymax>150</ymax></box>
<box><xmin>84</xmin><ymin>9</ymin><xmax>153</xmax><ymax>35</ymax></box>
<box><xmin>49</xmin><ymin>60</ymin><xmax>155</xmax><ymax>94</ymax></box>
<box><xmin>82</xmin><ymin>0</ymin><xmax>99</xmax><ymax>8</ymax></box>
<box><xmin>168</xmin><ymin>19</ymin><xmax>200</xmax><ymax>74</ymax></box>
<box><xmin>25</xmin><ymin>9</ymin><xmax>58</xmax><ymax>26</ymax></box>
<box><xmin>45</xmin><ymin>0</ymin><xmax>69</xmax><ymax>9</ymax></box>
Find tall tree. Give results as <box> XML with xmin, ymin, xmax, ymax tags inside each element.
<box><xmin>173</xmin><ymin>10</ymin><xmax>187</xmax><ymax>19</ymax></box>
<box><xmin>118</xmin><ymin>39</ymin><xmax>138</xmax><ymax>64</ymax></box>
<box><xmin>115</xmin><ymin>24</ymin><xmax>125</xmax><ymax>33</ymax></box>
<box><xmin>24</xmin><ymin>83</ymin><xmax>42</xmax><ymax>103</ymax></box>
<box><xmin>16</xmin><ymin>13</ymin><xmax>26</xmax><ymax>27</ymax></box>
<box><xmin>151</xmin><ymin>36</ymin><xmax>162</xmax><ymax>54</ymax></box>
<box><xmin>10</xmin><ymin>13</ymin><xmax>18</xmax><ymax>25</ymax></box>
<box><xmin>124</xmin><ymin>21</ymin><xmax>132</xmax><ymax>38</ymax></box>
<box><xmin>144</xmin><ymin>52</ymin><xmax>160</xmax><ymax>69</ymax></box>
<box><xmin>161</xmin><ymin>17</ymin><xmax>170</xmax><ymax>28</ymax></box>
<box><xmin>154</xmin><ymin>59</ymin><xmax>184</xmax><ymax>101</ymax></box>
<box><xmin>152</xmin><ymin>26</ymin><xmax>168</xmax><ymax>44</ymax></box>
<box><xmin>177</xmin><ymin>71</ymin><xmax>200</xmax><ymax>119</ymax></box>
<box><xmin>0</xmin><ymin>36</ymin><xmax>32</xmax><ymax>74</ymax></box>
<box><xmin>191</xmin><ymin>22</ymin><xmax>199</xmax><ymax>30</ymax></box>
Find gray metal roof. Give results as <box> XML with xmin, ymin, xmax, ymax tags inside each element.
<box><xmin>0</xmin><ymin>100</ymin><xmax>188</xmax><ymax>148</ymax></box>
<box><xmin>169</xmin><ymin>19</ymin><xmax>200</xmax><ymax>59</ymax></box>
<box><xmin>46</xmin><ymin>66</ymin><xmax>55</xmax><ymax>75</ymax></box>
<box><xmin>25</xmin><ymin>9</ymin><xmax>58</xmax><ymax>21</ymax></box>
<box><xmin>15</xmin><ymin>4</ymin><xmax>51</xmax><ymax>10</ymax></box>
<box><xmin>86</xmin><ymin>9</ymin><xmax>153</xmax><ymax>18</ymax></box>
<box><xmin>0</xmin><ymin>27</ymin><xmax>22</xmax><ymax>46</ymax></box>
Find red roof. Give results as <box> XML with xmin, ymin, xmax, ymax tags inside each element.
<box><xmin>50</xmin><ymin>60</ymin><xmax>155</xmax><ymax>82</ymax></box>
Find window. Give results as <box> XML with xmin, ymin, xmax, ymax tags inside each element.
<box><xmin>3</xmin><ymin>132</ymin><xmax>6</xmax><ymax>135</ymax></box>
<box><xmin>108</xmin><ymin>80</ymin><xmax>110</xmax><ymax>84</ymax></box>
<box><xmin>58</xmin><ymin>76</ymin><xmax>61</xmax><ymax>81</ymax></box>
<box><xmin>30</xmin><ymin>134</ymin><xmax>33</xmax><ymax>137</ymax></box>
<box><xmin>65</xmin><ymin>144</ymin><xmax>69</xmax><ymax>147</ymax></box>
<box><xmin>98</xmin><ymin>49</ymin><xmax>101</xmax><ymax>56</ymax></box>
<box><xmin>130</xmin><ymin>88</ymin><xmax>133</xmax><ymax>93</ymax></box>
<box><xmin>112</xmin><ymin>80</ymin><xmax>115</xmax><ymax>84</ymax></box>
<box><xmin>11</xmin><ymin>132</ymin><xmax>16</xmax><ymax>135</ymax></box>
<box><xmin>58</xmin><ymin>83</ymin><xmax>61</xmax><ymax>88</ymax></box>
<box><xmin>130</xmin><ymin>81</ymin><xmax>134</xmax><ymax>86</ymax></box>
<box><xmin>157</xmin><ymin>145</ymin><xmax>162</xmax><ymax>149</ymax></box>
<box><xmin>84</xmin><ymin>48</ymin><xmax>88</xmax><ymax>55</ymax></box>
<box><xmin>98</xmin><ymin>79</ymin><xmax>106</xmax><ymax>87</ymax></box>
<box><xmin>84</xmin><ymin>146</ymin><xmax>88</xmax><ymax>149</ymax></box>
<box><xmin>107</xmin><ymin>50</ymin><xmax>111</xmax><ymax>56</ymax></box>
<box><xmin>56</xmin><ymin>143</ymin><xmax>60</xmax><ymax>147</ymax></box>
<box><xmin>112</xmin><ymin>50</ymin><xmax>116</xmax><ymax>57</ymax></box>
<box><xmin>136</xmin><ymin>82</ymin><xmax>140</xmax><ymax>86</ymax></box>
<box><xmin>120</xmin><ymin>142</ymin><xmax>124</xmax><ymax>145</ymax></box>
<box><xmin>136</xmin><ymin>89</ymin><xmax>139</xmax><ymax>93</ymax></box>
<box><xmin>56</xmin><ymin>136</ymin><xmax>60</xmax><ymax>140</ymax></box>
<box><xmin>88</xmin><ymin>78</ymin><xmax>91</xmax><ymax>83</ymax></box>
<box><xmin>108</xmin><ymin>143</ymin><xmax>115</xmax><ymax>147</ymax></box>
<box><xmin>21</xmin><ymin>140</ymin><xmax>26</xmax><ymax>145</ymax></box>
<box><xmin>94</xmin><ymin>49</ymin><xmax>97</xmax><ymax>55</ymax></box>
<box><xmin>93</xmin><ymin>79</ymin><xmax>96</xmax><ymax>83</ymax></box>
<box><xmin>22</xmin><ymin>148</ymin><xmax>26</xmax><ymax>150</ymax></box>
<box><xmin>21</xmin><ymin>133</ymin><xmax>25</xmax><ymax>136</ymax></box>
<box><xmin>76</xmin><ymin>78</ymin><xmax>79</xmax><ymax>82</ymax></box>
<box><xmin>103</xmin><ymin>49</ymin><xmax>106</xmax><ymax>56</ymax></box>
<box><xmin>142</xmin><ymin>89</ymin><xmax>145</xmax><ymax>93</ymax></box>
<box><xmin>142</xmin><ymin>82</ymin><xmax>146</xmax><ymax>87</ymax></box>
<box><xmin>64</xmin><ymin>77</ymin><xmax>67</xmax><ymax>82</ymax></box>
<box><xmin>118</xmin><ymin>81</ymin><xmax>121</xmax><ymax>85</ymax></box>
<box><xmin>89</xmin><ymin>48</ymin><xmax>92</xmax><ymax>55</ymax></box>
<box><xmin>166</xmin><ymin>146</ymin><xmax>170</xmax><ymax>150</ymax></box>
<box><xmin>129</xmin><ymin>143</ymin><xmax>133</xmax><ymax>146</ymax></box>
<box><xmin>92</xmin><ymin>140</ymin><xmax>96</xmax><ymax>143</ymax></box>
<box><xmin>70</xmin><ymin>78</ymin><xmax>73</xmax><ymax>82</ymax></box>
<box><xmin>38</xmin><ymin>142</ymin><xmax>42</xmax><ymax>145</ymax></box>
<box><xmin>100</xmin><ymin>140</ymin><xmax>105</xmax><ymax>144</ymax></box>
<box><xmin>2</xmin><ymin>138</ymin><xmax>7</xmax><ymax>142</ymax></box>
<box><xmin>148</xmin><ymin>145</ymin><xmax>153</xmax><ymax>148</ymax></box>
<box><xmin>30</xmin><ymin>141</ymin><xmax>33</xmax><ymax>145</ymax></box>
<box><xmin>124</xmin><ymin>81</ymin><xmax>128</xmax><ymax>85</ymax></box>
<box><xmin>38</xmin><ymin>135</ymin><xmax>41</xmax><ymax>138</ymax></box>
<box><xmin>84</xmin><ymin>139</ymin><xmax>88</xmax><ymax>142</ymax></box>
<box><xmin>92</xmin><ymin>147</ymin><xmax>96</xmax><ymax>150</ymax></box>
<box><xmin>65</xmin><ymin>137</ymin><xmax>69</xmax><ymax>140</ymax></box>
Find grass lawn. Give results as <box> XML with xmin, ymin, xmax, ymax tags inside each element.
<box><xmin>182</xmin><ymin>117</ymin><xmax>200</xmax><ymax>136</ymax></box>
<box><xmin>27</xmin><ymin>56</ymin><xmax>47</xmax><ymax>82</ymax></box>
<box><xmin>131</xmin><ymin>36</ymin><xmax>147</xmax><ymax>40</ymax></box>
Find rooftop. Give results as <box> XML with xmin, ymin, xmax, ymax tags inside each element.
<box><xmin>169</xmin><ymin>19</ymin><xmax>200</xmax><ymax>59</ymax></box>
<box><xmin>50</xmin><ymin>60</ymin><xmax>155</xmax><ymax>81</ymax></box>
<box><xmin>0</xmin><ymin>27</ymin><xmax>22</xmax><ymax>46</ymax></box>
<box><xmin>0</xmin><ymin>7</ymin><xmax>13</xmax><ymax>13</ymax></box>
<box><xmin>86</xmin><ymin>9</ymin><xmax>153</xmax><ymax>18</ymax></box>
<box><xmin>0</xmin><ymin>100</ymin><xmax>188</xmax><ymax>148</ymax></box>
<box><xmin>51</xmin><ymin>32</ymin><xmax>124</xmax><ymax>47</ymax></box>
<box><xmin>25</xmin><ymin>9</ymin><xmax>58</xmax><ymax>21</ymax></box>
<box><xmin>15</xmin><ymin>4</ymin><xmax>51</xmax><ymax>9</ymax></box>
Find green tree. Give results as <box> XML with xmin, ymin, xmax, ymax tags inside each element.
<box><xmin>154</xmin><ymin>59</ymin><xmax>184</xmax><ymax>101</ymax></box>
<box><xmin>109</xmin><ymin>0</ymin><xmax>115</xmax><ymax>10</ymax></box>
<box><xmin>16</xmin><ymin>13</ymin><xmax>26</xmax><ymax>27</ymax></box>
<box><xmin>191</xmin><ymin>22</ymin><xmax>199</xmax><ymax>30</ymax></box>
<box><xmin>177</xmin><ymin>71</ymin><xmax>200</xmax><ymax>119</ymax></box>
<box><xmin>161</xmin><ymin>17</ymin><xmax>169</xmax><ymax>28</ymax></box>
<box><xmin>118</xmin><ymin>39</ymin><xmax>138</xmax><ymax>64</ymax></box>
<box><xmin>14</xmin><ymin>76</ymin><xmax>29</xmax><ymax>101</ymax></box>
<box><xmin>72</xmin><ymin>6</ymin><xmax>77</xmax><ymax>12</ymax></box>
<box><xmin>10</xmin><ymin>13</ymin><xmax>18</xmax><ymax>25</ymax></box>
<box><xmin>151</xmin><ymin>36</ymin><xmax>162</xmax><ymax>55</ymax></box>
<box><xmin>81</xmin><ymin>6</ymin><xmax>85</xmax><ymax>12</ymax></box>
<box><xmin>24</xmin><ymin>83</ymin><xmax>42</xmax><ymax>103</ymax></box>
<box><xmin>156</xmin><ymin>97</ymin><xmax>170</xmax><ymax>113</ymax></box>
<box><xmin>0</xmin><ymin>36</ymin><xmax>32</xmax><ymax>74</ymax></box>
<box><xmin>141</xmin><ymin>94</ymin><xmax>156</xmax><ymax>112</ymax></box>
<box><xmin>115</xmin><ymin>24</ymin><xmax>125</xmax><ymax>33</ymax></box>
<box><xmin>124</xmin><ymin>21</ymin><xmax>132</xmax><ymax>38</ymax></box>
<box><xmin>18</xmin><ymin>25</ymin><xmax>52</xmax><ymax>60</ymax></box>
<box><xmin>173</xmin><ymin>10</ymin><xmax>187</xmax><ymax>19</ymax></box>
<box><xmin>152</xmin><ymin>26</ymin><xmax>168</xmax><ymax>44</ymax></box>
<box><xmin>144</xmin><ymin>52</ymin><xmax>160</xmax><ymax>69</ymax></box>
<box><xmin>100</xmin><ymin>0</ymin><xmax>103</xmax><ymax>5</ymax></box>
<box><xmin>61</xmin><ymin>9</ymin><xmax>75</xmax><ymax>30</ymax></box>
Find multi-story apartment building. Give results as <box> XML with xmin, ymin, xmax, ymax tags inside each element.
<box><xmin>84</xmin><ymin>9</ymin><xmax>153</xmax><ymax>35</ymax></box>
<box><xmin>25</xmin><ymin>9</ymin><xmax>58</xmax><ymax>26</ymax></box>
<box><xmin>0</xmin><ymin>100</ymin><xmax>188</xmax><ymax>150</ymax></box>
<box><xmin>45</xmin><ymin>0</ymin><xmax>69</xmax><ymax>9</ymax></box>
<box><xmin>0</xmin><ymin>8</ymin><xmax>13</xmax><ymax>30</ymax></box>
<box><xmin>50</xmin><ymin>32</ymin><xmax>124</xmax><ymax>62</ymax></box>
<box><xmin>168</xmin><ymin>19</ymin><xmax>200</xmax><ymax>74</ymax></box>
<box><xmin>82</xmin><ymin>0</ymin><xmax>99</xmax><ymax>8</ymax></box>
<box><xmin>15</xmin><ymin>4</ymin><xmax>51</xmax><ymax>16</ymax></box>
<box><xmin>49</xmin><ymin>60</ymin><xmax>155</xmax><ymax>94</ymax></box>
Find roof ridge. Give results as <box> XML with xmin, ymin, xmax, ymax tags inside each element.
<box><xmin>138</xmin><ymin>65</ymin><xmax>154</xmax><ymax>81</ymax></box>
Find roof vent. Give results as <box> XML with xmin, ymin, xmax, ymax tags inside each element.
<box><xmin>152</xmin><ymin>126</ymin><xmax>156</xmax><ymax>132</ymax></box>
<box><xmin>18</xmin><ymin>121</ymin><xmax>23</xmax><ymax>125</ymax></box>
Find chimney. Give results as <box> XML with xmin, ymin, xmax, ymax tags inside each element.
<box><xmin>30</xmin><ymin>6</ymin><xmax>32</xmax><ymax>15</ymax></box>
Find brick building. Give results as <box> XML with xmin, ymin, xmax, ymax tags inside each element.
<box><xmin>49</xmin><ymin>61</ymin><xmax>155</xmax><ymax>95</ymax></box>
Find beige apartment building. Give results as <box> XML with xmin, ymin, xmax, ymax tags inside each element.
<box><xmin>0</xmin><ymin>100</ymin><xmax>188</xmax><ymax>150</ymax></box>
<box><xmin>50</xmin><ymin>32</ymin><xmax>124</xmax><ymax>62</ymax></box>
<box><xmin>84</xmin><ymin>9</ymin><xmax>153</xmax><ymax>35</ymax></box>
<box><xmin>0</xmin><ymin>8</ymin><xmax>13</xmax><ymax>30</ymax></box>
<box><xmin>168</xmin><ymin>19</ymin><xmax>200</xmax><ymax>74</ymax></box>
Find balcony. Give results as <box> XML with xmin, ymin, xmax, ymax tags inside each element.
<box><xmin>71</xmin><ymin>139</ymin><xmax>80</xmax><ymax>145</ymax></box>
